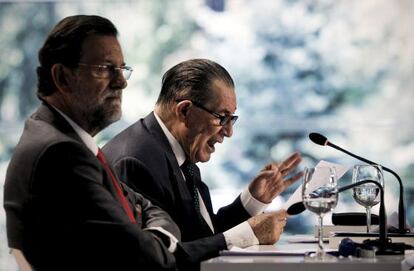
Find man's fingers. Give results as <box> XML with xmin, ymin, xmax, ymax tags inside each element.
<box><xmin>283</xmin><ymin>171</ymin><xmax>304</xmax><ymax>188</ymax></box>
<box><xmin>274</xmin><ymin>210</ymin><xmax>287</xmax><ymax>219</ymax></box>
<box><xmin>280</xmin><ymin>152</ymin><xmax>301</xmax><ymax>166</ymax></box>
<box><xmin>279</xmin><ymin>153</ymin><xmax>302</xmax><ymax>175</ymax></box>
<box><xmin>263</xmin><ymin>152</ymin><xmax>302</xmax><ymax>177</ymax></box>
<box><xmin>256</xmin><ymin>170</ymin><xmax>278</xmax><ymax>179</ymax></box>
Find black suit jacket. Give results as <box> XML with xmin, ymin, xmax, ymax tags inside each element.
<box><xmin>103</xmin><ymin>112</ymin><xmax>251</xmax><ymax>267</ymax></box>
<box><xmin>4</xmin><ymin>104</ymin><xmax>179</xmax><ymax>270</ymax></box>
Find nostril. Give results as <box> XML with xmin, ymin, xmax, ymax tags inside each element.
<box><xmin>110</xmin><ymin>76</ymin><xmax>127</xmax><ymax>89</ymax></box>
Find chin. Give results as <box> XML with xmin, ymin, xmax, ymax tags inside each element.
<box><xmin>111</xmin><ymin>114</ymin><xmax>122</xmax><ymax>124</ymax></box>
<box><xmin>101</xmin><ymin>111</ymin><xmax>121</xmax><ymax>128</ymax></box>
<box><xmin>109</xmin><ymin>106</ymin><xmax>122</xmax><ymax>119</ymax></box>
<box><xmin>198</xmin><ymin>154</ymin><xmax>212</xmax><ymax>163</ymax></box>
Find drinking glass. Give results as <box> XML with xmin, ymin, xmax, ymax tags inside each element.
<box><xmin>352</xmin><ymin>164</ymin><xmax>384</xmax><ymax>233</ymax></box>
<box><xmin>302</xmin><ymin>166</ymin><xmax>338</xmax><ymax>259</ymax></box>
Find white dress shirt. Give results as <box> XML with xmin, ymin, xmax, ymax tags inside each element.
<box><xmin>154</xmin><ymin>112</ymin><xmax>269</xmax><ymax>248</ymax></box>
<box><xmin>53</xmin><ymin>107</ymin><xmax>178</xmax><ymax>252</ymax></box>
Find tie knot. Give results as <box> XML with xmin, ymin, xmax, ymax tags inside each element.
<box><xmin>181</xmin><ymin>160</ymin><xmax>195</xmax><ymax>177</ymax></box>
<box><xmin>96</xmin><ymin>148</ymin><xmax>107</xmax><ymax>164</ymax></box>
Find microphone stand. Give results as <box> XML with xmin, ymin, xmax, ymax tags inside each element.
<box><xmin>338</xmin><ymin>180</ymin><xmax>408</xmax><ymax>255</ymax></box>
<box><xmin>308</xmin><ymin>133</ymin><xmax>409</xmax><ymax>234</ymax></box>
<box><xmin>338</xmin><ymin>180</ymin><xmax>386</xmax><ymax>244</ymax></box>
<box><xmin>327</xmin><ymin>141</ymin><xmax>409</xmax><ymax>234</ymax></box>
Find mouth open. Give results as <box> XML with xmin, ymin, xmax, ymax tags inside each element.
<box><xmin>207</xmin><ymin>141</ymin><xmax>217</xmax><ymax>152</ymax></box>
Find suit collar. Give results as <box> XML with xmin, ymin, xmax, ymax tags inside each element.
<box><xmin>143</xmin><ymin>112</ymin><xmax>215</xmax><ymax>235</ymax></box>
<box><xmin>143</xmin><ymin>112</ymin><xmax>191</xmax><ymax>190</ymax></box>
<box><xmin>35</xmin><ymin>103</ymin><xmax>80</xmax><ymax>140</ymax></box>
<box><xmin>153</xmin><ymin>112</ymin><xmax>186</xmax><ymax>166</ymax></box>
<box><xmin>51</xmin><ymin>105</ymin><xmax>98</xmax><ymax>155</ymax></box>
<box><xmin>143</xmin><ymin>112</ymin><xmax>178</xmax><ymax>160</ymax></box>
<box><xmin>36</xmin><ymin>103</ymin><xmax>135</xmax><ymax>217</ymax></box>
<box><xmin>31</xmin><ymin>101</ymin><xmax>96</xmax><ymax>153</ymax></box>
<box><xmin>143</xmin><ymin>111</ymin><xmax>203</xmax><ymax>186</ymax></box>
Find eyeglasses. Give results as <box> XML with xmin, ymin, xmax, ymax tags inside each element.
<box><xmin>177</xmin><ymin>99</ymin><xmax>238</xmax><ymax>126</ymax></box>
<box><xmin>78</xmin><ymin>63</ymin><xmax>133</xmax><ymax>80</ymax></box>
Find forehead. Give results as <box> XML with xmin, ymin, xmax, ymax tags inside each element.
<box><xmin>79</xmin><ymin>35</ymin><xmax>124</xmax><ymax>63</ymax></box>
<box><xmin>208</xmin><ymin>80</ymin><xmax>237</xmax><ymax>113</ymax></box>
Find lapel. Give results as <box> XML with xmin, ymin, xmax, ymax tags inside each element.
<box><xmin>36</xmin><ymin>102</ymin><xmax>84</xmax><ymax>143</ymax></box>
<box><xmin>100</xmin><ymin>158</ymin><xmax>141</xmax><ymax>223</ymax></box>
<box><xmin>38</xmin><ymin>102</ymin><xmax>139</xmax><ymax>221</ymax></box>
<box><xmin>143</xmin><ymin>113</ymin><xmax>193</xmax><ymax>202</ymax></box>
<box><xmin>143</xmin><ymin>113</ymin><xmax>214</xmax><ymax>234</ymax></box>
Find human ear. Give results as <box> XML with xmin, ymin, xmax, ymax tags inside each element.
<box><xmin>51</xmin><ymin>63</ymin><xmax>73</xmax><ymax>93</ymax></box>
<box><xmin>175</xmin><ymin>100</ymin><xmax>192</xmax><ymax>123</ymax></box>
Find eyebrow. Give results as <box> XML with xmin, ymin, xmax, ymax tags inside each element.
<box><xmin>106</xmin><ymin>62</ymin><xmax>127</xmax><ymax>67</ymax></box>
<box><xmin>220</xmin><ymin>107</ymin><xmax>237</xmax><ymax>115</ymax></box>
<box><xmin>99</xmin><ymin>58</ymin><xmax>126</xmax><ymax>66</ymax></box>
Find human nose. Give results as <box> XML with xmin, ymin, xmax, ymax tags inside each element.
<box><xmin>221</xmin><ymin>122</ymin><xmax>233</xmax><ymax>137</ymax></box>
<box><xmin>110</xmin><ymin>69</ymin><xmax>127</xmax><ymax>90</ymax></box>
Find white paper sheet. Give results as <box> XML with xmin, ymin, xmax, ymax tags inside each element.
<box><xmin>281</xmin><ymin>160</ymin><xmax>350</xmax><ymax>211</ymax></box>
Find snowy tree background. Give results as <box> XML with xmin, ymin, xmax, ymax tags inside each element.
<box><xmin>1</xmin><ymin>0</ymin><xmax>413</xmax><ymax>268</ymax></box>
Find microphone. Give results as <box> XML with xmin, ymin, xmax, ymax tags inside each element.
<box><xmin>337</xmin><ymin>180</ymin><xmax>410</xmax><ymax>255</ymax></box>
<box><xmin>291</xmin><ymin>180</ymin><xmax>405</xmax><ymax>254</ymax></box>
<box><xmin>309</xmin><ymin>132</ymin><xmax>409</xmax><ymax>234</ymax></box>
<box><xmin>288</xmin><ymin>181</ymin><xmax>387</xmax><ymax>241</ymax></box>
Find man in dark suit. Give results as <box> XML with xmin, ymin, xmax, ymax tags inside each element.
<box><xmin>3</xmin><ymin>15</ymin><xmax>180</xmax><ymax>270</ymax></box>
<box><xmin>104</xmin><ymin>59</ymin><xmax>303</xmax><ymax>270</ymax></box>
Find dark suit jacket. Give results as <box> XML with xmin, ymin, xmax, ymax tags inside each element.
<box><xmin>3</xmin><ymin>104</ymin><xmax>179</xmax><ymax>271</ymax></box>
<box><xmin>103</xmin><ymin>112</ymin><xmax>251</xmax><ymax>268</ymax></box>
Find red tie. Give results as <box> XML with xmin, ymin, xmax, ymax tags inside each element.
<box><xmin>96</xmin><ymin>148</ymin><xmax>137</xmax><ymax>223</ymax></box>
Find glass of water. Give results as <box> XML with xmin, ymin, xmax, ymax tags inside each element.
<box><xmin>352</xmin><ymin>164</ymin><xmax>384</xmax><ymax>233</ymax></box>
<box><xmin>302</xmin><ymin>166</ymin><xmax>338</xmax><ymax>259</ymax></box>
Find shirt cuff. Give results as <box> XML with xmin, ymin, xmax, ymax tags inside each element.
<box><xmin>145</xmin><ymin>227</ymin><xmax>179</xmax><ymax>253</ymax></box>
<box><xmin>240</xmin><ymin>187</ymin><xmax>269</xmax><ymax>216</ymax></box>
<box><xmin>223</xmin><ymin>221</ymin><xmax>259</xmax><ymax>249</ymax></box>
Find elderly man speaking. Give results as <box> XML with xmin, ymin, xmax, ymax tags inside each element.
<box><xmin>104</xmin><ymin>59</ymin><xmax>302</xmax><ymax>270</ymax></box>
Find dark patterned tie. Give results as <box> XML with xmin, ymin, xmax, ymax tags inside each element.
<box><xmin>180</xmin><ymin>160</ymin><xmax>203</xmax><ymax>221</ymax></box>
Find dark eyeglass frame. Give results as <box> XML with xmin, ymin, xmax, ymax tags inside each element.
<box><xmin>176</xmin><ymin>99</ymin><xmax>238</xmax><ymax>126</ymax></box>
<box><xmin>78</xmin><ymin>63</ymin><xmax>133</xmax><ymax>80</ymax></box>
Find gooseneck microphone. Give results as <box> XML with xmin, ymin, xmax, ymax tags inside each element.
<box><xmin>309</xmin><ymin>132</ymin><xmax>409</xmax><ymax>233</ymax></box>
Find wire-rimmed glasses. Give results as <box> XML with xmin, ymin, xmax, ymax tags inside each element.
<box><xmin>175</xmin><ymin>99</ymin><xmax>238</xmax><ymax>126</ymax></box>
<box><xmin>78</xmin><ymin>63</ymin><xmax>133</xmax><ymax>80</ymax></box>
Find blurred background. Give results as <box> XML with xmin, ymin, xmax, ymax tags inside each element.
<box><xmin>1</xmin><ymin>0</ymin><xmax>413</xmax><ymax>269</ymax></box>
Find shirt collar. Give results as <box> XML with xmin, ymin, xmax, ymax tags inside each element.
<box><xmin>153</xmin><ymin>112</ymin><xmax>186</xmax><ymax>166</ymax></box>
<box><xmin>52</xmin><ymin>106</ymin><xmax>99</xmax><ymax>156</ymax></box>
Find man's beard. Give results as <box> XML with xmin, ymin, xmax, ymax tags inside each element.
<box><xmin>85</xmin><ymin>102</ymin><xmax>122</xmax><ymax>135</ymax></box>
<box><xmin>72</xmin><ymin>96</ymin><xmax>122</xmax><ymax>135</ymax></box>
<box><xmin>71</xmin><ymin>87</ymin><xmax>122</xmax><ymax>135</ymax></box>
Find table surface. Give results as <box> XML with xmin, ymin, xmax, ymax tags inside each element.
<box><xmin>201</xmin><ymin>235</ymin><xmax>406</xmax><ymax>271</ymax></box>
